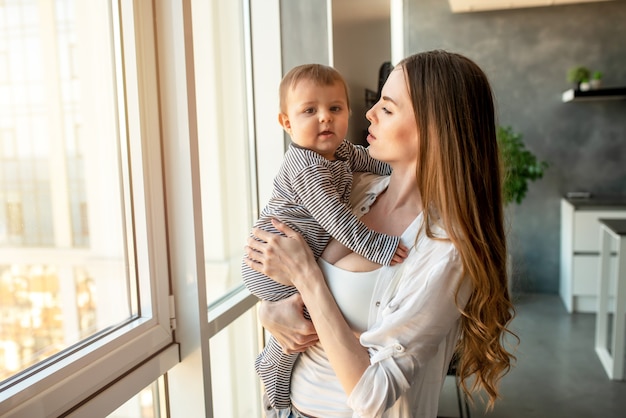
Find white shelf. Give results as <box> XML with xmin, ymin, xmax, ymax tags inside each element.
<box><xmin>562</xmin><ymin>87</ymin><xmax>626</xmax><ymax>102</ymax></box>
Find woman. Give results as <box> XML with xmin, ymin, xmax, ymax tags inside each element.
<box><xmin>245</xmin><ymin>50</ymin><xmax>516</xmax><ymax>418</ymax></box>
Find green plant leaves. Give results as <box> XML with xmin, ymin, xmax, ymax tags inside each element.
<box><xmin>567</xmin><ymin>66</ymin><xmax>591</xmax><ymax>84</ymax></box>
<box><xmin>497</xmin><ymin>125</ymin><xmax>549</xmax><ymax>205</ymax></box>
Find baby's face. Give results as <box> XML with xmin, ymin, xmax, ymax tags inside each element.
<box><xmin>279</xmin><ymin>79</ymin><xmax>349</xmax><ymax>161</ymax></box>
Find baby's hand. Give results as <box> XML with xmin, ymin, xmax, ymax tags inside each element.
<box><xmin>390</xmin><ymin>242</ymin><xmax>409</xmax><ymax>265</ymax></box>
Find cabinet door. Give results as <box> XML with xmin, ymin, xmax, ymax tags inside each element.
<box><xmin>573</xmin><ymin>255</ymin><xmax>617</xmax><ymax>295</ymax></box>
<box><xmin>573</xmin><ymin>211</ymin><xmax>626</xmax><ymax>252</ymax></box>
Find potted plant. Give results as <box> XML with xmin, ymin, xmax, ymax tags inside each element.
<box><xmin>579</xmin><ymin>78</ymin><xmax>591</xmax><ymax>91</ymax></box>
<box><xmin>566</xmin><ymin>66</ymin><xmax>591</xmax><ymax>91</ymax></box>
<box><xmin>497</xmin><ymin>125</ymin><xmax>549</xmax><ymax>205</ymax></box>
<box><xmin>590</xmin><ymin>71</ymin><xmax>603</xmax><ymax>90</ymax></box>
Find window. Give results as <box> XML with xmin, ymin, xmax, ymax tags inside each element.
<box><xmin>193</xmin><ymin>0</ymin><xmax>255</xmax><ymax>306</ymax></box>
<box><xmin>0</xmin><ymin>0</ymin><xmax>137</xmax><ymax>378</ymax></box>
<box><xmin>109</xmin><ymin>378</ymin><xmax>167</xmax><ymax>418</ymax></box>
<box><xmin>193</xmin><ymin>0</ymin><xmax>289</xmax><ymax>414</ymax></box>
<box><xmin>1</xmin><ymin>0</ymin><xmax>288</xmax><ymax>415</ymax></box>
<box><xmin>0</xmin><ymin>1</ymin><xmax>175</xmax><ymax>416</ymax></box>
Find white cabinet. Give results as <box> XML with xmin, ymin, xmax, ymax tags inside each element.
<box><xmin>560</xmin><ymin>198</ymin><xmax>626</xmax><ymax>313</ymax></box>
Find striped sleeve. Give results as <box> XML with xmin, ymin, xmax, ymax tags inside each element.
<box><xmin>340</xmin><ymin>140</ymin><xmax>392</xmax><ymax>176</ymax></box>
<box><xmin>291</xmin><ymin>164</ymin><xmax>400</xmax><ymax>266</ymax></box>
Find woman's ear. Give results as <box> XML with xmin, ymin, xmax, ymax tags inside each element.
<box><xmin>278</xmin><ymin>113</ymin><xmax>291</xmax><ymax>134</ymax></box>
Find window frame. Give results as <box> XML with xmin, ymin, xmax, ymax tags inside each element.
<box><xmin>2</xmin><ymin>0</ymin><xmax>290</xmax><ymax>415</ymax></box>
<box><xmin>0</xmin><ymin>1</ymin><xmax>176</xmax><ymax>416</ymax></box>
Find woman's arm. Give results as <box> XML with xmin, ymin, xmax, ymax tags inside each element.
<box><xmin>247</xmin><ymin>218</ymin><xmax>472</xmax><ymax>416</ymax></box>
<box><xmin>347</xmin><ymin>246</ymin><xmax>471</xmax><ymax>416</ymax></box>
<box><xmin>257</xmin><ymin>294</ymin><xmax>319</xmax><ymax>354</ymax></box>
<box><xmin>245</xmin><ymin>219</ymin><xmax>370</xmax><ymax>395</ymax></box>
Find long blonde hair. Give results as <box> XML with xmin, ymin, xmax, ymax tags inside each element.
<box><xmin>399</xmin><ymin>50</ymin><xmax>516</xmax><ymax>408</ymax></box>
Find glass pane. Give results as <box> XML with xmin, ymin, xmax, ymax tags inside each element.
<box><xmin>108</xmin><ymin>377</ymin><xmax>166</xmax><ymax>418</ymax></box>
<box><xmin>0</xmin><ymin>0</ymin><xmax>134</xmax><ymax>382</ymax></box>
<box><xmin>192</xmin><ymin>0</ymin><xmax>255</xmax><ymax>304</ymax></box>
<box><xmin>210</xmin><ymin>309</ymin><xmax>260</xmax><ymax>417</ymax></box>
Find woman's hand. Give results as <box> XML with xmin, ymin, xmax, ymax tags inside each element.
<box><xmin>258</xmin><ymin>294</ymin><xmax>319</xmax><ymax>354</ymax></box>
<box><xmin>249</xmin><ymin>221</ymin><xmax>369</xmax><ymax>395</ymax></box>
<box><xmin>244</xmin><ymin>219</ymin><xmax>317</xmax><ymax>288</ymax></box>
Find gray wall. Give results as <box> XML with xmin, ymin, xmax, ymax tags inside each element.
<box><xmin>406</xmin><ymin>0</ymin><xmax>626</xmax><ymax>293</ymax></box>
<box><xmin>280</xmin><ymin>0</ymin><xmax>330</xmax><ymax>70</ymax></box>
<box><xmin>334</xmin><ymin>18</ymin><xmax>391</xmax><ymax>146</ymax></box>
<box><xmin>279</xmin><ymin>0</ymin><xmax>330</xmax><ymax>148</ymax></box>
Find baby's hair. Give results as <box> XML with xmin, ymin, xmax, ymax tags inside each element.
<box><xmin>279</xmin><ymin>64</ymin><xmax>350</xmax><ymax>113</ymax></box>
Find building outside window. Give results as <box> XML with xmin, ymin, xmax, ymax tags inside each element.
<box><xmin>0</xmin><ymin>0</ymin><xmax>131</xmax><ymax>381</ymax></box>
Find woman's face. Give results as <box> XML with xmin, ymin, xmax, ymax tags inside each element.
<box><xmin>365</xmin><ymin>67</ymin><xmax>418</xmax><ymax>167</ymax></box>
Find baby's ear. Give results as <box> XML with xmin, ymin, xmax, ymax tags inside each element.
<box><xmin>278</xmin><ymin>113</ymin><xmax>291</xmax><ymax>134</ymax></box>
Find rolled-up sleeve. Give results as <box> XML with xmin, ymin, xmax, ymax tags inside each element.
<box><xmin>347</xmin><ymin>244</ymin><xmax>471</xmax><ymax>417</ymax></box>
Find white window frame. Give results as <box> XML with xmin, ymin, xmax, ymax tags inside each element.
<box><xmin>0</xmin><ymin>1</ymin><xmax>176</xmax><ymax>416</ymax></box>
<box><xmin>154</xmin><ymin>0</ymin><xmax>284</xmax><ymax>416</ymax></box>
<box><xmin>2</xmin><ymin>0</ymin><xmax>288</xmax><ymax>415</ymax></box>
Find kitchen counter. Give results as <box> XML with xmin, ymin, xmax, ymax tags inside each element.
<box><xmin>564</xmin><ymin>195</ymin><xmax>626</xmax><ymax>210</ymax></box>
<box><xmin>560</xmin><ymin>197</ymin><xmax>626</xmax><ymax>313</ymax></box>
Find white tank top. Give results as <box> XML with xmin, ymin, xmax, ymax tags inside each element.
<box><xmin>290</xmin><ymin>259</ymin><xmax>382</xmax><ymax>416</ymax></box>
<box><xmin>318</xmin><ymin>258</ymin><xmax>381</xmax><ymax>333</ymax></box>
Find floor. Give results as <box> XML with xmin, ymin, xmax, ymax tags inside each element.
<box><xmin>438</xmin><ymin>293</ymin><xmax>626</xmax><ymax>418</ymax></box>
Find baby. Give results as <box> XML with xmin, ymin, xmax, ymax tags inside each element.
<box><xmin>242</xmin><ymin>63</ymin><xmax>405</xmax><ymax>409</ymax></box>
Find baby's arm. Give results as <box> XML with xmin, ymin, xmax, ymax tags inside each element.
<box><xmin>342</xmin><ymin>140</ymin><xmax>392</xmax><ymax>176</ymax></box>
<box><xmin>292</xmin><ymin>165</ymin><xmax>405</xmax><ymax>266</ymax></box>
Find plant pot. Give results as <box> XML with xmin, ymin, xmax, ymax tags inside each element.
<box><xmin>579</xmin><ymin>81</ymin><xmax>591</xmax><ymax>91</ymax></box>
<box><xmin>590</xmin><ymin>79</ymin><xmax>602</xmax><ymax>90</ymax></box>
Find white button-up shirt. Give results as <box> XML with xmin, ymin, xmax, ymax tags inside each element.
<box><xmin>291</xmin><ymin>172</ymin><xmax>472</xmax><ymax>418</ymax></box>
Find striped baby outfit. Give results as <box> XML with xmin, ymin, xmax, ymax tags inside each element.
<box><xmin>242</xmin><ymin>139</ymin><xmax>399</xmax><ymax>409</ymax></box>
